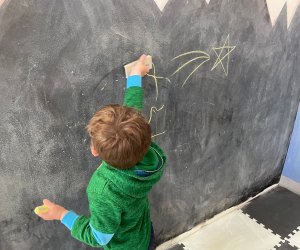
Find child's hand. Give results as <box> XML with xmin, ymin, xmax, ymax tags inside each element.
<box><xmin>129</xmin><ymin>54</ymin><xmax>150</xmax><ymax>77</ymax></box>
<box><xmin>35</xmin><ymin>199</ymin><xmax>68</xmax><ymax>221</ymax></box>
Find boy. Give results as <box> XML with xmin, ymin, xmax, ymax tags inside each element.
<box><xmin>36</xmin><ymin>55</ymin><xmax>167</xmax><ymax>250</ymax></box>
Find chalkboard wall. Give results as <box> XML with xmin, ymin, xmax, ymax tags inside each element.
<box><xmin>0</xmin><ymin>0</ymin><xmax>300</xmax><ymax>249</ymax></box>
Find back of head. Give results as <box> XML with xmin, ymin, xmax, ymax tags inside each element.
<box><xmin>86</xmin><ymin>104</ymin><xmax>151</xmax><ymax>169</ymax></box>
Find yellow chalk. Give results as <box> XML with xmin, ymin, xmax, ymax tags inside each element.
<box><xmin>34</xmin><ymin>205</ymin><xmax>49</xmax><ymax>215</ymax></box>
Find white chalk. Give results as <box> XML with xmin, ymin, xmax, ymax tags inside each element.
<box><xmin>124</xmin><ymin>55</ymin><xmax>152</xmax><ymax>78</ymax></box>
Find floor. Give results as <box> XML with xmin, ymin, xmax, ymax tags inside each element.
<box><xmin>157</xmin><ymin>185</ymin><xmax>300</xmax><ymax>250</ymax></box>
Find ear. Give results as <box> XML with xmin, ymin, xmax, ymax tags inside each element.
<box><xmin>90</xmin><ymin>144</ymin><xmax>99</xmax><ymax>157</ymax></box>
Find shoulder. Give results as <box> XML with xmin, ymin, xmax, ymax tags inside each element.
<box><xmin>87</xmin><ymin>164</ymin><xmax>109</xmax><ymax>195</ymax></box>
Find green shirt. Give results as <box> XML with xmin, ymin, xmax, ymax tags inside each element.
<box><xmin>70</xmin><ymin>86</ymin><xmax>167</xmax><ymax>249</ymax></box>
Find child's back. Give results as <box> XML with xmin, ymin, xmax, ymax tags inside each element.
<box><xmin>80</xmin><ymin>140</ymin><xmax>166</xmax><ymax>249</ymax></box>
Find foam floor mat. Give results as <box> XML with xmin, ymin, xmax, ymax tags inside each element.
<box><xmin>162</xmin><ymin>187</ymin><xmax>300</xmax><ymax>250</ymax></box>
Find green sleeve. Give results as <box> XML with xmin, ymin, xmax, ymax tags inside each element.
<box><xmin>123</xmin><ymin>87</ymin><xmax>144</xmax><ymax>112</ymax></box>
<box><xmin>70</xmin><ymin>216</ymin><xmax>102</xmax><ymax>248</ymax></box>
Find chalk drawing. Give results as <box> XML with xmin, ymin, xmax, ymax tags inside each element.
<box><xmin>101</xmin><ymin>81</ymin><xmax>108</xmax><ymax>91</ymax></box>
<box><xmin>172</xmin><ymin>50</ymin><xmax>210</xmax><ymax>61</ymax></box>
<box><xmin>147</xmin><ymin>63</ymin><xmax>170</xmax><ymax>101</ymax></box>
<box><xmin>171</xmin><ymin>55</ymin><xmax>210</xmax><ymax>76</ymax></box>
<box><xmin>148</xmin><ymin>105</ymin><xmax>165</xmax><ymax>123</ymax></box>
<box><xmin>182</xmin><ymin>58</ymin><xmax>211</xmax><ymax>87</ymax></box>
<box><xmin>148</xmin><ymin>64</ymin><xmax>168</xmax><ymax>139</ymax></box>
<box><xmin>148</xmin><ymin>105</ymin><xmax>167</xmax><ymax>138</ymax></box>
<box><xmin>203</xmin><ymin>101</ymin><xmax>215</xmax><ymax>106</ymax></box>
<box><xmin>152</xmin><ymin>131</ymin><xmax>167</xmax><ymax>138</ymax></box>
<box><xmin>171</xmin><ymin>51</ymin><xmax>211</xmax><ymax>87</ymax></box>
<box><xmin>144</xmin><ymin>63</ymin><xmax>169</xmax><ymax>138</ymax></box>
<box><xmin>210</xmin><ymin>34</ymin><xmax>236</xmax><ymax>76</ymax></box>
<box><xmin>171</xmin><ymin>34</ymin><xmax>236</xmax><ymax>86</ymax></box>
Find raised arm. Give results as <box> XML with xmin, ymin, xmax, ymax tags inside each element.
<box><xmin>123</xmin><ymin>54</ymin><xmax>150</xmax><ymax>112</ymax></box>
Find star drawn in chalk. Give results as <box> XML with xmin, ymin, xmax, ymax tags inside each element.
<box><xmin>211</xmin><ymin>35</ymin><xmax>236</xmax><ymax>76</ymax></box>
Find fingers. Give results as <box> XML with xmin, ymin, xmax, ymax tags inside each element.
<box><xmin>145</xmin><ymin>65</ymin><xmax>150</xmax><ymax>73</ymax></box>
<box><xmin>139</xmin><ymin>54</ymin><xmax>147</xmax><ymax>63</ymax></box>
<box><xmin>35</xmin><ymin>199</ymin><xmax>63</xmax><ymax>221</ymax></box>
<box><xmin>37</xmin><ymin>213</ymin><xmax>50</xmax><ymax>220</ymax></box>
<box><xmin>43</xmin><ymin>199</ymin><xmax>55</xmax><ymax>208</ymax></box>
<box><xmin>139</xmin><ymin>54</ymin><xmax>150</xmax><ymax>76</ymax></box>
<box><xmin>128</xmin><ymin>54</ymin><xmax>149</xmax><ymax>77</ymax></box>
<box><xmin>35</xmin><ymin>208</ymin><xmax>51</xmax><ymax>220</ymax></box>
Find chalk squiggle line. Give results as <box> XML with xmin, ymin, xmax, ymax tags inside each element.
<box><xmin>148</xmin><ymin>105</ymin><xmax>166</xmax><ymax>139</ymax></box>
<box><xmin>171</xmin><ymin>56</ymin><xmax>209</xmax><ymax>76</ymax></box>
<box><xmin>152</xmin><ymin>130</ymin><xmax>167</xmax><ymax>138</ymax></box>
<box><xmin>148</xmin><ymin>105</ymin><xmax>164</xmax><ymax>123</ymax></box>
<box><xmin>182</xmin><ymin>58</ymin><xmax>210</xmax><ymax>87</ymax></box>
<box><xmin>171</xmin><ymin>50</ymin><xmax>210</xmax><ymax>60</ymax></box>
<box><xmin>147</xmin><ymin>63</ymin><xmax>171</xmax><ymax>101</ymax></box>
<box><xmin>171</xmin><ymin>51</ymin><xmax>211</xmax><ymax>87</ymax></box>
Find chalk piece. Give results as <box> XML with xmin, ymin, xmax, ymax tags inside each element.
<box><xmin>34</xmin><ymin>205</ymin><xmax>49</xmax><ymax>215</ymax></box>
<box><xmin>124</xmin><ymin>55</ymin><xmax>152</xmax><ymax>78</ymax></box>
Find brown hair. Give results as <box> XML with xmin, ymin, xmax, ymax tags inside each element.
<box><xmin>86</xmin><ymin>104</ymin><xmax>151</xmax><ymax>169</ymax></box>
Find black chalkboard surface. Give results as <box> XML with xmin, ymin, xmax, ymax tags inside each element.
<box><xmin>0</xmin><ymin>0</ymin><xmax>300</xmax><ymax>249</ymax></box>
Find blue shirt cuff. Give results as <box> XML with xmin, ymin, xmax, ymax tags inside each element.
<box><xmin>90</xmin><ymin>223</ymin><xmax>114</xmax><ymax>245</ymax></box>
<box><xmin>127</xmin><ymin>75</ymin><xmax>142</xmax><ymax>88</ymax></box>
<box><xmin>61</xmin><ymin>210</ymin><xmax>79</xmax><ymax>230</ymax></box>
